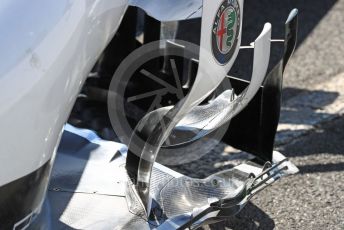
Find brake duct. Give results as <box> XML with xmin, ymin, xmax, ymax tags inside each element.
<box><xmin>125</xmin><ymin>0</ymin><xmax>299</xmax><ymax>226</ymax></box>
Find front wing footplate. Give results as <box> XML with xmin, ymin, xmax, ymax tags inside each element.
<box><xmin>34</xmin><ymin>125</ymin><xmax>297</xmax><ymax>229</ymax></box>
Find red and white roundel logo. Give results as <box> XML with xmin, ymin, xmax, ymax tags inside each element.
<box><xmin>212</xmin><ymin>0</ymin><xmax>240</xmax><ymax>65</ymax></box>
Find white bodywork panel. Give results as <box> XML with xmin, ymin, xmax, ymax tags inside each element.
<box><xmin>0</xmin><ymin>0</ymin><xmax>128</xmax><ymax>186</ymax></box>
<box><xmin>129</xmin><ymin>0</ymin><xmax>202</xmax><ymax>22</ymax></box>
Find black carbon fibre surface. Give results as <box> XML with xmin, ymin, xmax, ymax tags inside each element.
<box><xmin>0</xmin><ymin>161</ymin><xmax>52</xmax><ymax>229</ymax></box>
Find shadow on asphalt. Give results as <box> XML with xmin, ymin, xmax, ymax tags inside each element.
<box><xmin>275</xmin><ymin>88</ymin><xmax>340</xmax><ymax>145</ymax></box>
<box><xmin>297</xmin><ymin>162</ymin><xmax>344</xmax><ymax>174</ymax></box>
<box><xmin>201</xmin><ymin>202</ymin><xmax>275</xmax><ymax>230</ymax></box>
<box><xmin>279</xmin><ymin>88</ymin><xmax>339</xmax><ymax>125</ymax></box>
<box><xmin>282</xmin><ymin>115</ymin><xmax>344</xmax><ymax>174</ymax></box>
<box><xmin>282</xmin><ymin>88</ymin><xmax>339</xmax><ymax>108</ymax></box>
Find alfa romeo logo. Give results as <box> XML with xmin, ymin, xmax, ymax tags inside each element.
<box><xmin>212</xmin><ymin>0</ymin><xmax>240</xmax><ymax>65</ymax></box>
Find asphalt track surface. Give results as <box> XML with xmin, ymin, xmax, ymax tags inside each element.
<box><xmin>173</xmin><ymin>116</ymin><xmax>344</xmax><ymax>230</ymax></box>
<box><xmin>173</xmin><ymin>0</ymin><xmax>344</xmax><ymax>229</ymax></box>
